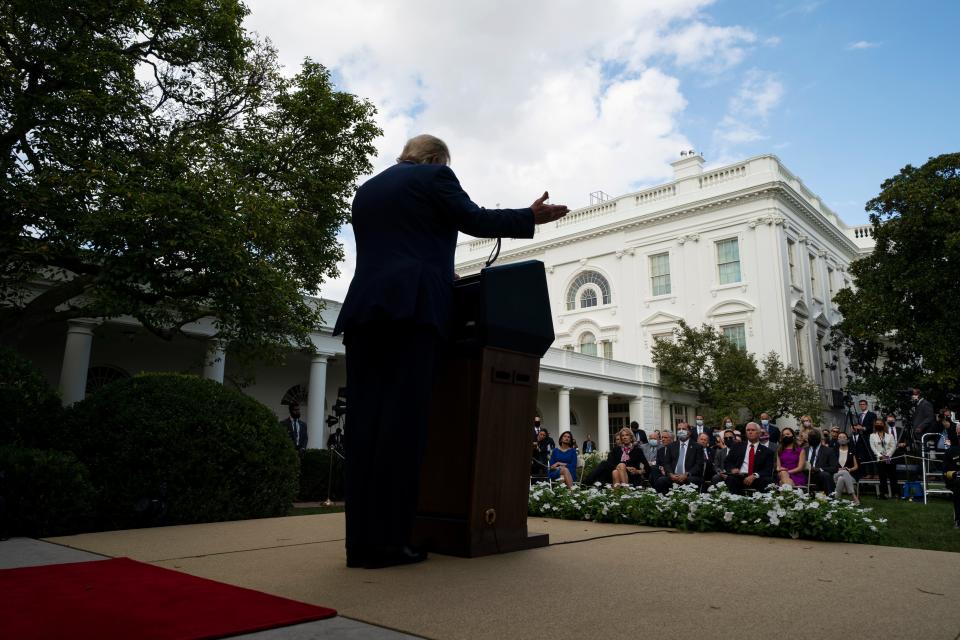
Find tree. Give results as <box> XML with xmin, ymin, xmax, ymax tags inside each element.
<box><xmin>0</xmin><ymin>1</ymin><xmax>381</xmax><ymax>364</ymax></box>
<box><xmin>830</xmin><ymin>153</ymin><xmax>960</xmax><ymax>411</ymax></box>
<box><xmin>652</xmin><ymin>321</ymin><xmax>824</xmax><ymax>424</ymax></box>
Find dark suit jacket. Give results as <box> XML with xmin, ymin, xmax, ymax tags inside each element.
<box><xmin>659</xmin><ymin>440</ymin><xmax>705</xmax><ymax>482</ymax></box>
<box><xmin>281</xmin><ymin>417</ymin><xmax>308</xmax><ymax>451</ymax></box>
<box><xmin>605</xmin><ymin>445</ymin><xmax>652</xmax><ymax>478</ymax></box>
<box><xmin>724</xmin><ymin>441</ymin><xmax>775</xmax><ymax>484</ymax></box>
<box><xmin>857</xmin><ymin>410</ymin><xmax>877</xmax><ymax>431</ymax></box>
<box><xmin>334</xmin><ymin>162</ymin><xmax>534</xmax><ymax>338</ymax></box>
<box><xmin>913</xmin><ymin>399</ymin><xmax>935</xmax><ymax>434</ymax></box>
<box><xmin>691</xmin><ymin>425</ymin><xmax>715</xmax><ymax>445</ymax></box>
<box><xmin>806</xmin><ymin>445</ymin><xmax>839</xmax><ymax>475</ymax></box>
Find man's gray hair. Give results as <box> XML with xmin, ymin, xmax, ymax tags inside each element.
<box><xmin>397</xmin><ymin>134</ymin><xmax>450</xmax><ymax>165</ymax></box>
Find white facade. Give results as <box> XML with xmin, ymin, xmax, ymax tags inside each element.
<box><xmin>455</xmin><ymin>153</ymin><xmax>875</xmax><ymax>445</ymax></box>
<box><xmin>13</xmin><ymin>153</ymin><xmax>875</xmax><ymax>454</ymax></box>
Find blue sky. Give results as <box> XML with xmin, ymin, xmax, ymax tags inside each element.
<box><xmin>243</xmin><ymin>0</ymin><xmax>960</xmax><ymax>299</ymax></box>
<box><xmin>678</xmin><ymin>0</ymin><xmax>960</xmax><ymax>223</ymax></box>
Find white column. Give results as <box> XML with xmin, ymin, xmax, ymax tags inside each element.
<box><xmin>558</xmin><ymin>387</ymin><xmax>571</xmax><ymax>433</ymax></box>
<box><xmin>307</xmin><ymin>354</ymin><xmax>329</xmax><ymax>450</ymax></box>
<box><xmin>59</xmin><ymin>320</ymin><xmax>98</xmax><ymax>406</ymax></box>
<box><xmin>202</xmin><ymin>340</ymin><xmax>226</xmax><ymax>383</ymax></box>
<box><xmin>629</xmin><ymin>397</ymin><xmax>643</xmax><ymax>430</ymax></box>
<box><xmin>597</xmin><ymin>393</ymin><xmax>610</xmax><ymax>453</ymax></box>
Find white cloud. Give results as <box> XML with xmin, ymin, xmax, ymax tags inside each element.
<box><xmin>847</xmin><ymin>40</ymin><xmax>881</xmax><ymax>50</ymax></box>
<box><xmin>242</xmin><ymin>1</ymin><xmax>759</xmax><ymax>300</ymax></box>
<box><xmin>713</xmin><ymin>69</ymin><xmax>784</xmax><ymax>149</ymax></box>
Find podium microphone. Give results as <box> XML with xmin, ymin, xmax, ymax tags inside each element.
<box><xmin>485</xmin><ymin>237</ymin><xmax>501</xmax><ymax>268</ymax></box>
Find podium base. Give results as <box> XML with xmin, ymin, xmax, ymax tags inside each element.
<box><xmin>413</xmin><ymin>514</ymin><xmax>549</xmax><ymax>558</ymax></box>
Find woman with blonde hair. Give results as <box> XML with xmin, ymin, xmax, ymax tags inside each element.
<box><xmin>608</xmin><ymin>428</ymin><xmax>652</xmax><ymax>487</ymax></box>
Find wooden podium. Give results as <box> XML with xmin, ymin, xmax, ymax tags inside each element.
<box><xmin>413</xmin><ymin>260</ymin><xmax>554</xmax><ymax>557</ymax></box>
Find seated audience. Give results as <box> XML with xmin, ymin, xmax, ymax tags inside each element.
<box><xmin>776</xmin><ymin>427</ymin><xmax>807</xmax><ymax>488</ymax></box>
<box><xmin>653</xmin><ymin>423</ymin><xmax>703</xmax><ymax>494</ymax></box>
<box><xmin>641</xmin><ymin>430</ymin><xmax>661</xmax><ymax>464</ymax></box>
<box><xmin>548</xmin><ymin>431</ymin><xmax>578</xmax><ymax>488</ymax></box>
<box><xmin>712</xmin><ymin>429</ymin><xmax>735</xmax><ymax>484</ymax></box>
<box><xmin>759</xmin><ymin>430</ymin><xmax>778</xmax><ymax>456</ymax></box>
<box><xmin>695</xmin><ymin>432</ymin><xmax>715</xmax><ymax>490</ymax></box>
<box><xmin>582</xmin><ymin>435</ymin><xmax>596</xmax><ymax>454</ymax></box>
<box><xmin>609</xmin><ymin>428</ymin><xmax>652</xmax><ymax>487</ymax></box>
<box><xmin>828</xmin><ymin>425</ymin><xmax>841</xmax><ymax>449</ymax></box>
<box><xmin>531</xmin><ymin>430</ymin><xmax>551</xmax><ymax>479</ymax></box>
<box><xmin>834</xmin><ymin>433</ymin><xmax>860</xmax><ymax>504</ymax></box>
<box><xmin>806</xmin><ymin>429</ymin><xmax>839</xmax><ymax>495</ymax></box>
<box><xmin>724</xmin><ymin>422</ymin><xmax>775</xmax><ymax>495</ymax></box>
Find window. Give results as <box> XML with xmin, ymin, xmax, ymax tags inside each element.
<box><xmin>809</xmin><ymin>254</ymin><xmax>818</xmax><ymax>296</ymax></box>
<box><xmin>716</xmin><ymin>238</ymin><xmax>741</xmax><ymax>284</ymax></box>
<box><xmin>579</xmin><ymin>332</ymin><xmax>597</xmax><ymax>356</ymax></box>
<box><xmin>787</xmin><ymin>239</ymin><xmax>798</xmax><ymax>285</ymax></box>
<box><xmin>85</xmin><ymin>365</ymin><xmax>130</xmax><ymax>395</ymax></box>
<box><xmin>282</xmin><ymin>384</ymin><xmax>309</xmax><ymax>407</ymax></box>
<box><xmin>652</xmin><ymin>331</ymin><xmax>674</xmax><ymax>344</ymax></box>
<box><xmin>827</xmin><ymin>266</ymin><xmax>835</xmax><ymax>296</ymax></box>
<box><xmin>817</xmin><ymin>332</ymin><xmax>827</xmax><ymax>384</ymax></box>
<box><xmin>649</xmin><ymin>252</ymin><xmax>671</xmax><ymax>296</ymax></box>
<box><xmin>566</xmin><ymin>271</ymin><xmax>611</xmax><ymax>310</ymax></box>
<box><xmin>580</xmin><ymin>288</ymin><xmax>597</xmax><ymax>308</ymax></box>
<box><xmin>794</xmin><ymin>323</ymin><xmax>806</xmax><ymax>372</ymax></box>
<box><xmin>602</xmin><ymin>340</ymin><xmax>613</xmax><ymax>359</ymax></box>
<box><xmin>722</xmin><ymin>324</ymin><xmax>747</xmax><ymax>351</ymax></box>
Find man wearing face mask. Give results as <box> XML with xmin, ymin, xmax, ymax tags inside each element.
<box><xmin>692</xmin><ymin>415</ymin><xmax>715</xmax><ymax>446</ymax></box>
<box><xmin>652</xmin><ymin>422</ymin><xmax>703</xmax><ymax>494</ymax></box>
<box><xmin>886</xmin><ymin>414</ymin><xmax>909</xmax><ymax>454</ymax></box>
<box><xmin>757</xmin><ymin>412</ymin><xmax>780</xmax><ymax>446</ymax></box>
<box><xmin>805</xmin><ymin>429</ymin><xmax>839</xmax><ymax>495</ymax></box>
<box><xmin>641</xmin><ymin>430</ymin><xmax>661</xmax><ymax>464</ymax></box>
<box><xmin>758</xmin><ymin>430</ymin><xmax>778</xmax><ymax>456</ymax></box>
<box><xmin>849</xmin><ymin>419</ymin><xmax>875</xmax><ymax>480</ymax></box>
<box><xmin>712</xmin><ymin>429</ymin><xmax>736</xmax><ymax>484</ymax></box>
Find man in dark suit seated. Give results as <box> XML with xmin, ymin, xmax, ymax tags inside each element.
<box><xmin>653</xmin><ymin>423</ymin><xmax>703</xmax><ymax>494</ymax></box>
<box><xmin>334</xmin><ymin>134</ymin><xmax>568</xmax><ymax>569</ymax></box>
<box><xmin>805</xmin><ymin>430</ymin><xmax>839</xmax><ymax>494</ymax></box>
<box><xmin>531</xmin><ymin>430</ymin><xmax>552</xmax><ymax>480</ymax></box>
<box><xmin>694</xmin><ymin>432</ymin><xmax>716</xmax><ymax>491</ymax></box>
<box><xmin>723</xmin><ymin>422</ymin><xmax>775</xmax><ymax>494</ymax></box>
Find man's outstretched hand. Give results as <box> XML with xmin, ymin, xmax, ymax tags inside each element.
<box><xmin>531</xmin><ymin>191</ymin><xmax>569</xmax><ymax>224</ymax></box>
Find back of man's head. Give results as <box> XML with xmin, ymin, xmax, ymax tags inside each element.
<box><xmin>397</xmin><ymin>134</ymin><xmax>450</xmax><ymax>165</ymax></box>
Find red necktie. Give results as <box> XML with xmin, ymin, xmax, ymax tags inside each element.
<box><xmin>747</xmin><ymin>444</ymin><xmax>755</xmax><ymax>476</ymax></box>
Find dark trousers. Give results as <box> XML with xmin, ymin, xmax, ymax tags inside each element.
<box><xmin>343</xmin><ymin>322</ymin><xmax>441</xmax><ymax>556</ymax></box>
<box><xmin>724</xmin><ymin>474</ymin><xmax>770</xmax><ymax>495</ymax></box>
<box><xmin>808</xmin><ymin>469</ymin><xmax>834</xmax><ymax>494</ymax></box>
<box><xmin>948</xmin><ymin>479</ymin><xmax>960</xmax><ymax>522</ymax></box>
<box><xmin>878</xmin><ymin>460</ymin><xmax>899</xmax><ymax>498</ymax></box>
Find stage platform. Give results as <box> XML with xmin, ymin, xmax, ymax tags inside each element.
<box><xmin>21</xmin><ymin>514</ymin><xmax>960</xmax><ymax>639</ymax></box>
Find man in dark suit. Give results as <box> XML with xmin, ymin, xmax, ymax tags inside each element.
<box><xmin>334</xmin><ymin>134</ymin><xmax>568</xmax><ymax>569</ymax></box>
<box><xmin>805</xmin><ymin>430</ymin><xmax>839</xmax><ymax>494</ymax></box>
<box><xmin>758</xmin><ymin>412</ymin><xmax>780</xmax><ymax>446</ymax></box>
<box><xmin>653</xmin><ymin>423</ymin><xmax>703</xmax><ymax>494</ymax></box>
<box><xmin>723</xmin><ymin>422</ymin><xmax>775</xmax><ymax>494</ymax></box>
<box><xmin>911</xmin><ymin>389</ymin><xmax>936</xmax><ymax>435</ymax></box>
<box><xmin>280</xmin><ymin>402</ymin><xmax>308</xmax><ymax>453</ymax></box>
<box><xmin>856</xmin><ymin>399</ymin><xmax>876</xmax><ymax>436</ymax></box>
<box><xmin>692</xmin><ymin>414</ymin><xmax>715</xmax><ymax>445</ymax></box>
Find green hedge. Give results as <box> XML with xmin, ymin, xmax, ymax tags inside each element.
<box><xmin>298</xmin><ymin>449</ymin><xmax>344</xmax><ymax>501</ymax></box>
<box><xmin>63</xmin><ymin>373</ymin><xmax>299</xmax><ymax>530</ymax></box>
<box><xmin>0</xmin><ymin>346</ymin><xmax>63</xmax><ymax>448</ymax></box>
<box><xmin>0</xmin><ymin>446</ymin><xmax>95</xmax><ymax>537</ymax></box>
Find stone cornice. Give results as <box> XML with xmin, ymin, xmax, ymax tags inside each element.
<box><xmin>457</xmin><ymin>181</ymin><xmax>862</xmax><ymax>272</ymax></box>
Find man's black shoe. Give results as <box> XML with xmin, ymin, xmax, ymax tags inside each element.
<box><xmin>364</xmin><ymin>545</ymin><xmax>427</xmax><ymax>569</ymax></box>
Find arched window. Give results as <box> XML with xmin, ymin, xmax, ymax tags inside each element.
<box><xmin>566</xmin><ymin>271</ymin><xmax>611</xmax><ymax>310</ymax></box>
<box><xmin>85</xmin><ymin>365</ymin><xmax>130</xmax><ymax>395</ymax></box>
<box><xmin>281</xmin><ymin>384</ymin><xmax>309</xmax><ymax>407</ymax></box>
<box><xmin>579</xmin><ymin>332</ymin><xmax>597</xmax><ymax>357</ymax></box>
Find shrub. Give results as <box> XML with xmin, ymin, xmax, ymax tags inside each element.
<box><xmin>0</xmin><ymin>346</ymin><xmax>63</xmax><ymax>448</ymax></box>
<box><xmin>0</xmin><ymin>446</ymin><xmax>95</xmax><ymax>536</ymax></box>
<box><xmin>298</xmin><ymin>449</ymin><xmax>345</xmax><ymax>501</ymax></box>
<box><xmin>63</xmin><ymin>373</ymin><xmax>299</xmax><ymax>530</ymax></box>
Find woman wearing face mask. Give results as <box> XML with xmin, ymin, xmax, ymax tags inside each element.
<box><xmin>721</xmin><ymin>416</ymin><xmax>735</xmax><ymax>432</ymax></box>
<box><xmin>869</xmin><ymin>418</ymin><xmax>898</xmax><ymax>499</ymax></box>
<box><xmin>798</xmin><ymin>415</ymin><xmax>815</xmax><ymax>437</ymax></box>
<box><xmin>834</xmin><ymin>433</ymin><xmax>860</xmax><ymax>504</ymax></box>
<box><xmin>776</xmin><ymin>427</ymin><xmax>807</xmax><ymax>487</ymax></box>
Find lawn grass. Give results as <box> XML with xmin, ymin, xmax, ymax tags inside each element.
<box><xmin>857</xmin><ymin>495</ymin><xmax>959</xmax><ymax>553</ymax></box>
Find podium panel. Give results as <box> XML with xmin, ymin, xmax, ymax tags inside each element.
<box><xmin>414</xmin><ymin>346</ymin><xmax>548</xmax><ymax>557</ymax></box>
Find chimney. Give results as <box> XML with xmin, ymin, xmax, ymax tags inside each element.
<box><xmin>671</xmin><ymin>150</ymin><xmax>704</xmax><ymax>179</ymax></box>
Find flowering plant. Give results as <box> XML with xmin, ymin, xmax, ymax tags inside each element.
<box><xmin>528</xmin><ymin>483</ymin><xmax>886</xmax><ymax>543</ymax></box>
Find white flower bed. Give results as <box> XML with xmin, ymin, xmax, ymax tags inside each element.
<box><xmin>528</xmin><ymin>483</ymin><xmax>886</xmax><ymax>543</ymax></box>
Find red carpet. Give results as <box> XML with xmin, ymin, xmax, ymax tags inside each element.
<box><xmin>0</xmin><ymin>557</ymin><xmax>336</xmax><ymax>640</ymax></box>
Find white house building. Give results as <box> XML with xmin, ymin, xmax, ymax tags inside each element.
<box><xmin>13</xmin><ymin>153</ymin><xmax>875</xmax><ymax>453</ymax></box>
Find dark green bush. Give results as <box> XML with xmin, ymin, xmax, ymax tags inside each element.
<box><xmin>298</xmin><ymin>449</ymin><xmax>344</xmax><ymax>501</ymax></box>
<box><xmin>63</xmin><ymin>373</ymin><xmax>298</xmax><ymax>530</ymax></box>
<box><xmin>0</xmin><ymin>446</ymin><xmax>95</xmax><ymax>536</ymax></box>
<box><xmin>0</xmin><ymin>346</ymin><xmax>63</xmax><ymax>448</ymax></box>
